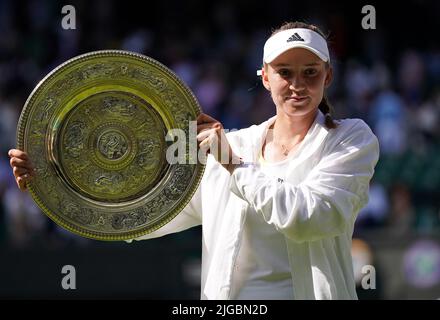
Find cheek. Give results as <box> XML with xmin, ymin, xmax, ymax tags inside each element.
<box><xmin>305</xmin><ymin>76</ymin><xmax>326</xmax><ymax>95</ymax></box>
<box><xmin>268</xmin><ymin>77</ymin><xmax>289</xmax><ymax>93</ymax></box>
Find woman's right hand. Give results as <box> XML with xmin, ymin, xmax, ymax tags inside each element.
<box><xmin>8</xmin><ymin>149</ymin><xmax>36</xmax><ymax>191</ymax></box>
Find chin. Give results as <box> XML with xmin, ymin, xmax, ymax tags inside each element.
<box><xmin>283</xmin><ymin>105</ymin><xmax>317</xmax><ymax>118</ymax></box>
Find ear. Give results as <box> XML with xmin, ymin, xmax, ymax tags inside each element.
<box><xmin>324</xmin><ymin>66</ymin><xmax>333</xmax><ymax>88</ymax></box>
<box><xmin>261</xmin><ymin>67</ymin><xmax>271</xmax><ymax>91</ymax></box>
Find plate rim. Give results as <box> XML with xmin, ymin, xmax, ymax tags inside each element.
<box><xmin>16</xmin><ymin>50</ymin><xmax>205</xmax><ymax>241</ymax></box>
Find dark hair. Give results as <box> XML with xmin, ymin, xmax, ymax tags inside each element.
<box><xmin>267</xmin><ymin>21</ymin><xmax>337</xmax><ymax>129</ymax></box>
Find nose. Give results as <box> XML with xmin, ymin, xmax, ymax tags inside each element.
<box><xmin>288</xmin><ymin>74</ymin><xmax>305</xmax><ymax>92</ymax></box>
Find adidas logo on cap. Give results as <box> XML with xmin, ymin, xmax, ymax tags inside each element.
<box><xmin>287</xmin><ymin>33</ymin><xmax>305</xmax><ymax>42</ymax></box>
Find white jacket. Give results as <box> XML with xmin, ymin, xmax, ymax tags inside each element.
<box><xmin>130</xmin><ymin>110</ymin><xmax>380</xmax><ymax>300</ymax></box>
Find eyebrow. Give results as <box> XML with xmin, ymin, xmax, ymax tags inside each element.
<box><xmin>274</xmin><ymin>62</ymin><xmax>321</xmax><ymax>67</ymax></box>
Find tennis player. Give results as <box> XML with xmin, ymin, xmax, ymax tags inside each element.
<box><xmin>9</xmin><ymin>21</ymin><xmax>379</xmax><ymax>299</ymax></box>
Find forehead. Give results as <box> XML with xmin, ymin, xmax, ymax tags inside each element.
<box><xmin>270</xmin><ymin>48</ymin><xmax>324</xmax><ymax>67</ymax></box>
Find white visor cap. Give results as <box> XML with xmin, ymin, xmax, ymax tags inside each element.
<box><xmin>263</xmin><ymin>28</ymin><xmax>330</xmax><ymax>64</ymax></box>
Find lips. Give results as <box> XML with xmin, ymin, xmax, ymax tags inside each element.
<box><xmin>286</xmin><ymin>96</ymin><xmax>308</xmax><ymax>102</ymax></box>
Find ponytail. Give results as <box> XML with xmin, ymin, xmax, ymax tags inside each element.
<box><xmin>318</xmin><ymin>95</ymin><xmax>337</xmax><ymax>129</ymax></box>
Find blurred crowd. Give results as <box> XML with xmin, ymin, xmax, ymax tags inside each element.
<box><xmin>0</xmin><ymin>0</ymin><xmax>439</xmax><ymax>255</ymax></box>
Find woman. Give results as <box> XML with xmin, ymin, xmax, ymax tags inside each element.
<box><xmin>9</xmin><ymin>22</ymin><xmax>380</xmax><ymax>299</ymax></box>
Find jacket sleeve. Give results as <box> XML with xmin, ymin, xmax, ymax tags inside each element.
<box><xmin>229</xmin><ymin>121</ymin><xmax>380</xmax><ymax>243</ymax></box>
<box><xmin>126</xmin><ymin>181</ymin><xmax>202</xmax><ymax>243</ymax></box>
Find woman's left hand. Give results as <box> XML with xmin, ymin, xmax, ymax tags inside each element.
<box><xmin>196</xmin><ymin>113</ymin><xmax>240</xmax><ymax>174</ymax></box>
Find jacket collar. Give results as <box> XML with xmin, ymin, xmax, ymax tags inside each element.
<box><xmin>245</xmin><ymin>109</ymin><xmax>329</xmax><ymax>163</ymax></box>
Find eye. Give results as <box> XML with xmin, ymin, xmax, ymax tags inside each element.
<box><xmin>278</xmin><ymin>68</ymin><xmax>291</xmax><ymax>78</ymax></box>
<box><xmin>304</xmin><ymin>68</ymin><xmax>318</xmax><ymax>76</ymax></box>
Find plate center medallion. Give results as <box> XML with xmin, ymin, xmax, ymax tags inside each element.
<box><xmin>98</xmin><ymin>130</ymin><xmax>128</xmax><ymax>160</ymax></box>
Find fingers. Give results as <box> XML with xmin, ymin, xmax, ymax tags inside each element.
<box><xmin>13</xmin><ymin>166</ymin><xmax>34</xmax><ymax>178</ymax></box>
<box><xmin>16</xmin><ymin>173</ymin><xmax>32</xmax><ymax>191</ymax></box>
<box><xmin>197</xmin><ymin>122</ymin><xmax>222</xmax><ymax>134</ymax></box>
<box><xmin>195</xmin><ymin>114</ymin><xmax>233</xmax><ymax>166</ymax></box>
<box><xmin>198</xmin><ymin>129</ymin><xmax>219</xmax><ymax>158</ymax></box>
<box><xmin>8</xmin><ymin>149</ymin><xmax>35</xmax><ymax>191</ymax></box>
<box><xmin>197</xmin><ymin>113</ymin><xmax>224</xmax><ymax>141</ymax></box>
<box><xmin>9</xmin><ymin>157</ymin><xmax>34</xmax><ymax>171</ymax></box>
<box><xmin>198</xmin><ymin>130</ymin><xmax>215</xmax><ymax>150</ymax></box>
<box><xmin>8</xmin><ymin>149</ymin><xmax>33</xmax><ymax>170</ymax></box>
<box><xmin>197</xmin><ymin>128</ymin><xmax>216</xmax><ymax>142</ymax></box>
<box><xmin>196</xmin><ymin>113</ymin><xmax>221</xmax><ymax>125</ymax></box>
<box><xmin>198</xmin><ymin>138</ymin><xmax>211</xmax><ymax>153</ymax></box>
<box><xmin>12</xmin><ymin>165</ymin><xmax>35</xmax><ymax>191</ymax></box>
<box><xmin>8</xmin><ymin>149</ymin><xmax>29</xmax><ymax>160</ymax></box>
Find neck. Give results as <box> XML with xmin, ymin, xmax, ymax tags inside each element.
<box><xmin>271</xmin><ymin>108</ymin><xmax>318</xmax><ymax>144</ymax></box>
